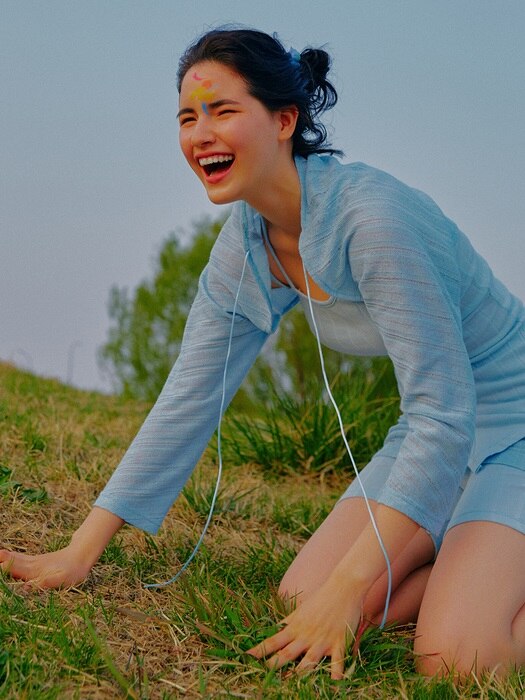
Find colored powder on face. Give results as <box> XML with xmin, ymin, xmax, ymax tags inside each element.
<box><xmin>190</xmin><ymin>72</ymin><xmax>216</xmax><ymax>112</ymax></box>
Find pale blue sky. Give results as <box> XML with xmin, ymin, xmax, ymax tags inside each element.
<box><xmin>1</xmin><ymin>0</ymin><xmax>524</xmax><ymax>391</ymax></box>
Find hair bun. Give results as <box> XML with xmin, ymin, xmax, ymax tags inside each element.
<box><xmin>299</xmin><ymin>48</ymin><xmax>337</xmax><ymax>115</ymax></box>
<box><xmin>300</xmin><ymin>48</ymin><xmax>330</xmax><ymax>82</ymax></box>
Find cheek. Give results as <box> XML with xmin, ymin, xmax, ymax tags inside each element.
<box><xmin>223</xmin><ymin>124</ymin><xmax>252</xmax><ymax>155</ymax></box>
<box><xmin>179</xmin><ymin>130</ymin><xmax>188</xmax><ymax>154</ymax></box>
<box><xmin>236</xmin><ymin>119</ymin><xmax>277</xmax><ymax>157</ymax></box>
<box><xmin>179</xmin><ymin>132</ymin><xmax>195</xmax><ymax>165</ymax></box>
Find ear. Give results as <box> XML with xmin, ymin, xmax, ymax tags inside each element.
<box><xmin>276</xmin><ymin>106</ymin><xmax>299</xmax><ymax>141</ymax></box>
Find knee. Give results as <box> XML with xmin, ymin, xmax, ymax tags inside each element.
<box><xmin>414</xmin><ymin>617</ymin><xmax>511</xmax><ymax>678</ymax></box>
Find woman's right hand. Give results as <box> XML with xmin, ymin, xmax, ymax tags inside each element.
<box><xmin>0</xmin><ymin>546</ymin><xmax>92</xmax><ymax>589</ymax></box>
<box><xmin>0</xmin><ymin>506</ymin><xmax>125</xmax><ymax>589</ymax></box>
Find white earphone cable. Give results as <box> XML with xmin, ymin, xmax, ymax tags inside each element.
<box><xmin>144</xmin><ymin>249</ymin><xmax>392</xmax><ymax>630</ymax></box>
<box><xmin>144</xmin><ymin>250</ymin><xmax>251</xmax><ymax>589</ymax></box>
<box><xmin>302</xmin><ymin>264</ymin><xmax>393</xmax><ymax>628</ymax></box>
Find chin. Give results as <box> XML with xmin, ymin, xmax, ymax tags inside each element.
<box><xmin>204</xmin><ymin>186</ymin><xmax>240</xmax><ymax>206</ymax></box>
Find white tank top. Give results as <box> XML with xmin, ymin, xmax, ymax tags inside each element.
<box><xmin>264</xmin><ymin>231</ymin><xmax>387</xmax><ymax>357</ymax></box>
<box><xmin>297</xmin><ymin>293</ymin><xmax>387</xmax><ymax>357</ymax></box>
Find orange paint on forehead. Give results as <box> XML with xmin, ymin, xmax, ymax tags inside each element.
<box><xmin>189</xmin><ymin>71</ymin><xmax>216</xmax><ymax>108</ymax></box>
<box><xmin>190</xmin><ymin>85</ymin><xmax>216</xmax><ymax>101</ymax></box>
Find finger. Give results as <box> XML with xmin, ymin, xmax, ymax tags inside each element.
<box><xmin>0</xmin><ymin>551</ymin><xmax>33</xmax><ymax>579</ymax></box>
<box><xmin>0</xmin><ymin>550</ymin><xmax>15</xmax><ymax>570</ymax></box>
<box><xmin>3</xmin><ymin>556</ymin><xmax>47</xmax><ymax>585</ymax></box>
<box><xmin>330</xmin><ymin>645</ymin><xmax>346</xmax><ymax>680</ymax></box>
<box><xmin>247</xmin><ymin>627</ymin><xmax>293</xmax><ymax>658</ymax></box>
<box><xmin>266</xmin><ymin>639</ymin><xmax>309</xmax><ymax>670</ymax></box>
<box><xmin>295</xmin><ymin>648</ymin><xmax>324</xmax><ymax>675</ymax></box>
<box><xmin>0</xmin><ymin>552</ymin><xmax>63</xmax><ymax>589</ymax></box>
<box><xmin>352</xmin><ymin>618</ymin><xmax>369</xmax><ymax>655</ymax></box>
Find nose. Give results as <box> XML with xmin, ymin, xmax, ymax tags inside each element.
<box><xmin>190</xmin><ymin>113</ymin><xmax>215</xmax><ymax>147</ymax></box>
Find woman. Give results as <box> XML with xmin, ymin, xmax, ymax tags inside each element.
<box><xmin>1</xmin><ymin>28</ymin><xmax>525</xmax><ymax>680</ymax></box>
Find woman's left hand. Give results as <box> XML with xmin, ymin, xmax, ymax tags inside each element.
<box><xmin>248</xmin><ymin>579</ymin><xmax>363</xmax><ymax>680</ymax></box>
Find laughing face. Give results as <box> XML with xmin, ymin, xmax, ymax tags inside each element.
<box><xmin>178</xmin><ymin>61</ymin><xmax>296</xmax><ymax>206</ymax></box>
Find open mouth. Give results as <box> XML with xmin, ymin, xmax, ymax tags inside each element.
<box><xmin>198</xmin><ymin>154</ymin><xmax>235</xmax><ymax>177</ymax></box>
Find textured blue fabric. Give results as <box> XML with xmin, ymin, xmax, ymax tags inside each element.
<box><xmin>340</xmin><ymin>438</ymin><xmax>525</xmax><ymax>553</ymax></box>
<box><xmin>95</xmin><ymin>154</ymin><xmax>525</xmax><ymax>541</ymax></box>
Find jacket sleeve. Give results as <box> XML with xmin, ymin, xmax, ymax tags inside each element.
<box><xmin>94</xmin><ymin>269</ymin><xmax>268</xmax><ymax>534</ymax></box>
<box><xmin>349</xmin><ymin>220</ymin><xmax>477</xmax><ymax>541</ymax></box>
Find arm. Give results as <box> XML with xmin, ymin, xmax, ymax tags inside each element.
<box><xmin>94</xmin><ymin>276</ymin><xmax>268</xmax><ymax>533</ymax></box>
<box><xmin>1</xmin><ymin>261</ymin><xmax>269</xmax><ymax>586</ymax></box>
<box><xmin>349</xmin><ymin>216</ymin><xmax>477</xmax><ymax>541</ymax></box>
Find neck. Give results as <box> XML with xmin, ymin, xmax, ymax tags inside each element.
<box><xmin>245</xmin><ymin>155</ymin><xmax>301</xmax><ymax>238</ymax></box>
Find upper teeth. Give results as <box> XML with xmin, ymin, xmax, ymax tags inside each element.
<box><xmin>198</xmin><ymin>155</ymin><xmax>234</xmax><ymax>166</ymax></box>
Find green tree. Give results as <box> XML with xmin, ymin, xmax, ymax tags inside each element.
<box><xmin>99</xmin><ymin>217</ymin><xmax>223</xmax><ymax>401</ymax></box>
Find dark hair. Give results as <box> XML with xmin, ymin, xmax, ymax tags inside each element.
<box><xmin>177</xmin><ymin>28</ymin><xmax>342</xmax><ymax>158</ymax></box>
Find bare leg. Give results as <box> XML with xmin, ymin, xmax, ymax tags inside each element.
<box><xmin>415</xmin><ymin>521</ymin><xmax>525</xmax><ymax>677</ymax></box>
<box><xmin>279</xmin><ymin>497</ymin><xmax>434</xmax><ymax>624</ymax></box>
<box><xmin>368</xmin><ymin>561</ymin><xmax>433</xmax><ymax>626</ymax></box>
<box><xmin>279</xmin><ymin>497</ymin><xmax>374</xmax><ymax>603</ymax></box>
<box><xmin>364</xmin><ymin>529</ymin><xmax>434</xmax><ymax>625</ymax></box>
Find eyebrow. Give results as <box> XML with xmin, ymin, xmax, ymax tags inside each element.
<box><xmin>176</xmin><ymin>99</ymin><xmax>241</xmax><ymax>119</ymax></box>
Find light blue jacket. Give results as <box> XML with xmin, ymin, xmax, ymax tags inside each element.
<box><xmin>95</xmin><ymin>155</ymin><xmax>525</xmax><ymax>543</ymax></box>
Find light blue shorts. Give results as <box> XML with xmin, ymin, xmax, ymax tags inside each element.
<box><xmin>340</xmin><ymin>437</ymin><xmax>525</xmax><ymax>553</ymax></box>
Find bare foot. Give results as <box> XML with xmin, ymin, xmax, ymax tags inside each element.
<box><xmin>0</xmin><ymin>546</ymin><xmax>92</xmax><ymax>589</ymax></box>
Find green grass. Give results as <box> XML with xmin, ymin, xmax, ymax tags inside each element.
<box><xmin>0</xmin><ymin>361</ymin><xmax>524</xmax><ymax>698</ymax></box>
<box><xmin>219</xmin><ymin>360</ymin><xmax>401</xmax><ymax>476</ymax></box>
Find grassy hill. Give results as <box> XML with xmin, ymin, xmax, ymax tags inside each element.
<box><xmin>0</xmin><ymin>362</ymin><xmax>522</xmax><ymax>698</ymax></box>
